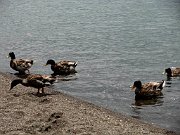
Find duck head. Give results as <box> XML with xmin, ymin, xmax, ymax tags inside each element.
<box><xmin>45</xmin><ymin>59</ymin><xmax>56</xmax><ymax>66</ymax></box>
<box><xmin>10</xmin><ymin>79</ymin><xmax>22</xmax><ymax>90</ymax></box>
<box><xmin>8</xmin><ymin>52</ymin><xmax>16</xmax><ymax>59</ymax></box>
<box><xmin>132</xmin><ymin>80</ymin><xmax>142</xmax><ymax>94</ymax></box>
<box><xmin>164</xmin><ymin>68</ymin><xmax>172</xmax><ymax>77</ymax></box>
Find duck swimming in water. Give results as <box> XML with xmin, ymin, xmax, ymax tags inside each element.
<box><xmin>8</xmin><ymin>52</ymin><xmax>33</xmax><ymax>74</ymax></box>
<box><xmin>131</xmin><ymin>80</ymin><xmax>166</xmax><ymax>100</ymax></box>
<box><xmin>164</xmin><ymin>67</ymin><xmax>180</xmax><ymax>77</ymax></box>
<box><xmin>10</xmin><ymin>74</ymin><xmax>56</xmax><ymax>94</ymax></box>
<box><xmin>45</xmin><ymin>59</ymin><xmax>77</xmax><ymax>76</ymax></box>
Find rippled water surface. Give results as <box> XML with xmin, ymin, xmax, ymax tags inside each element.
<box><xmin>0</xmin><ymin>0</ymin><xmax>180</xmax><ymax>133</ymax></box>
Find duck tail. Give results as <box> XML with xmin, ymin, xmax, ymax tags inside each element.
<box><xmin>74</xmin><ymin>61</ymin><xmax>78</xmax><ymax>67</ymax></box>
<box><xmin>158</xmin><ymin>80</ymin><xmax>166</xmax><ymax>90</ymax></box>
<box><xmin>30</xmin><ymin>60</ymin><xmax>33</xmax><ymax>65</ymax></box>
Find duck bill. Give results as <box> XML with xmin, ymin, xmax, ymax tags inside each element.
<box><xmin>130</xmin><ymin>85</ymin><xmax>136</xmax><ymax>91</ymax></box>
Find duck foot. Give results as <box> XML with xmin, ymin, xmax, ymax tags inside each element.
<box><xmin>36</xmin><ymin>92</ymin><xmax>44</xmax><ymax>97</ymax></box>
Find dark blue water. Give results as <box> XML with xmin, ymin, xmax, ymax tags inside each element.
<box><xmin>0</xmin><ymin>0</ymin><xmax>180</xmax><ymax>133</ymax></box>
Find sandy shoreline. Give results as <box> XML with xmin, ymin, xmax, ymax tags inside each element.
<box><xmin>0</xmin><ymin>72</ymin><xmax>177</xmax><ymax>135</ymax></box>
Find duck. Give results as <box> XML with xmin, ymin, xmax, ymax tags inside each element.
<box><xmin>45</xmin><ymin>59</ymin><xmax>77</xmax><ymax>75</ymax></box>
<box><xmin>131</xmin><ymin>80</ymin><xmax>166</xmax><ymax>100</ymax></box>
<box><xmin>10</xmin><ymin>74</ymin><xmax>56</xmax><ymax>94</ymax></box>
<box><xmin>8</xmin><ymin>52</ymin><xmax>34</xmax><ymax>74</ymax></box>
<box><xmin>164</xmin><ymin>67</ymin><xmax>180</xmax><ymax>77</ymax></box>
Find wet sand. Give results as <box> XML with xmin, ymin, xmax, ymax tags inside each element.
<box><xmin>0</xmin><ymin>73</ymin><xmax>177</xmax><ymax>135</ymax></box>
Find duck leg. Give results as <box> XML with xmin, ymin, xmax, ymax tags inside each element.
<box><xmin>42</xmin><ymin>87</ymin><xmax>44</xmax><ymax>94</ymax></box>
<box><xmin>18</xmin><ymin>71</ymin><xmax>26</xmax><ymax>75</ymax></box>
<box><xmin>37</xmin><ymin>88</ymin><xmax>40</xmax><ymax>94</ymax></box>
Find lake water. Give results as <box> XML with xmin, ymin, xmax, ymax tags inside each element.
<box><xmin>0</xmin><ymin>0</ymin><xmax>180</xmax><ymax>133</ymax></box>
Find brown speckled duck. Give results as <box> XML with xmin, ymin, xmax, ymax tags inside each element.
<box><xmin>131</xmin><ymin>80</ymin><xmax>166</xmax><ymax>100</ymax></box>
<box><xmin>45</xmin><ymin>59</ymin><xmax>77</xmax><ymax>75</ymax></box>
<box><xmin>8</xmin><ymin>52</ymin><xmax>33</xmax><ymax>74</ymax></box>
<box><xmin>164</xmin><ymin>67</ymin><xmax>180</xmax><ymax>77</ymax></box>
<box><xmin>10</xmin><ymin>74</ymin><xmax>56</xmax><ymax>94</ymax></box>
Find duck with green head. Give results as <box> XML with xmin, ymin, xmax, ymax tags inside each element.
<box><xmin>10</xmin><ymin>74</ymin><xmax>56</xmax><ymax>94</ymax></box>
<box><xmin>164</xmin><ymin>67</ymin><xmax>180</xmax><ymax>77</ymax></box>
<box><xmin>45</xmin><ymin>59</ymin><xmax>77</xmax><ymax>76</ymax></box>
<box><xmin>8</xmin><ymin>52</ymin><xmax>34</xmax><ymax>74</ymax></box>
<box><xmin>131</xmin><ymin>80</ymin><xmax>166</xmax><ymax>100</ymax></box>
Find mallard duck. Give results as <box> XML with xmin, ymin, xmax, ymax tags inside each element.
<box><xmin>164</xmin><ymin>67</ymin><xmax>180</xmax><ymax>77</ymax></box>
<box><xmin>45</xmin><ymin>59</ymin><xmax>77</xmax><ymax>75</ymax></box>
<box><xmin>10</xmin><ymin>74</ymin><xmax>56</xmax><ymax>94</ymax></box>
<box><xmin>131</xmin><ymin>80</ymin><xmax>166</xmax><ymax>99</ymax></box>
<box><xmin>8</xmin><ymin>52</ymin><xmax>33</xmax><ymax>74</ymax></box>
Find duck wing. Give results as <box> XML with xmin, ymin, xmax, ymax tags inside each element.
<box><xmin>141</xmin><ymin>82</ymin><xmax>156</xmax><ymax>91</ymax></box>
<box><xmin>24</xmin><ymin>74</ymin><xmax>44</xmax><ymax>88</ymax></box>
<box><xmin>52</xmin><ymin>63</ymin><xmax>66</xmax><ymax>72</ymax></box>
<box><xmin>27</xmin><ymin>74</ymin><xmax>55</xmax><ymax>85</ymax></box>
<box><xmin>53</xmin><ymin>62</ymin><xmax>71</xmax><ymax>71</ymax></box>
<box><xmin>41</xmin><ymin>75</ymin><xmax>56</xmax><ymax>84</ymax></box>
<box><xmin>59</xmin><ymin>61</ymin><xmax>77</xmax><ymax>67</ymax></box>
<box><xmin>140</xmin><ymin>81</ymin><xmax>165</xmax><ymax>96</ymax></box>
<box><xmin>14</xmin><ymin>59</ymin><xmax>33</xmax><ymax>69</ymax></box>
<box><xmin>27</xmin><ymin>74</ymin><xmax>43</xmax><ymax>80</ymax></box>
<box><xmin>143</xmin><ymin>81</ymin><xmax>165</xmax><ymax>90</ymax></box>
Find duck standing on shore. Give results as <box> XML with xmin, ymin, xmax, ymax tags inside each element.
<box><xmin>45</xmin><ymin>59</ymin><xmax>77</xmax><ymax>76</ymax></box>
<box><xmin>164</xmin><ymin>67</ymin><xmax>180</xmax><ymax>77</ymax></box>
<box><xmin>131</xmin><ymin>80</ymin><xmax>166</xmax><ymax>100</ymax></box>
<box><xmin>8</xmin><ymin>52</ymin><xmax>34</xmax><ymax>74</ymax></box>
<box><xmin>10</xmin><ymin>74</ymin><xmax>56</xmax><ymax>94</ymax></box>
